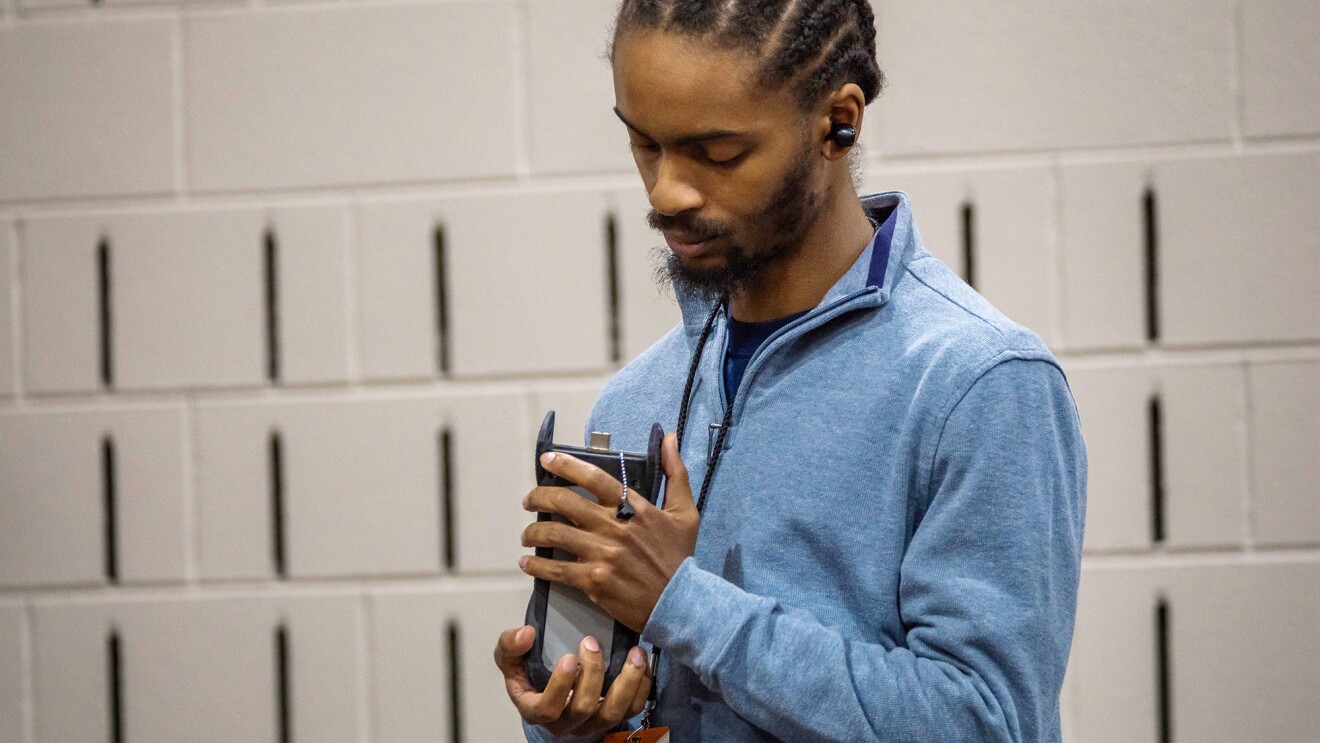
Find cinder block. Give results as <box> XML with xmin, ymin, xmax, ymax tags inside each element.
<box><xmin>610</xmin><ymin>188</ymin><xmax>683</xmax><ymax>363</ymax></box>
<box><xmin>875</xmin><ymin>0</ymin><xmax>1234</xmax><ymax>155</ymax></box>
<box><xmin>450</xmin><ymin>588</ymin><xmax>538</xmax><ymax>742</ymax></box>
<box><xmin>531</xmin><ymin>379</ymin><xmax>609</xmax><ymax>449</ymax></box>
<box><xmin>32</xmin><ymin>595</ymin><xmax>359</xmax><ymax>743</ymax></box>
<box><xmin>528</xmin><ymin>0</ymin><xmax>633</xmax><ymax>175</ymax></box>
<box><xmin>0</xmin><ymin>605</ymin><xmax>22</xmax><ymax>743</ymax></box>
<box><xmin>1163</xmin><ymin>562</ymin><xmax>1320</xmax><ymax>742</ymax></box>
<box><xmin>446</xmin><ymin>392</ymin><xmax>535</xmax><ymax>574</ymax></box>
<box><xmin>1068</xmin><ymin>567</ymin><xmax>1159</xmax><ymax>743</ymax></box>
<box><xmin>357</xmin><ymin>192</ymin><xmax>611</xmax><ymax>380</ymax></box>
<box><xmin>867</xmin><ymin>166</ymin><xmax>1059</xmax><ymax>345</ymax></box>
<box><xmin>1159</xmin><ymin>363</ymin><xmax>1248</xmax><ymax>549</ymax></box>
<box><xmin>195</xmin><ymin>398</ymin><xmax>442</xmax><ymax>580</ymax></box>
<box><xmin>19</xmin><ymin>216</ymin><xmax>104</xmax><ymax>394</ymax></box>
<box><xmin>1155</xmin><ymin>153</ymin><xmax>1320</xmax><ymax>346</ymax></box>
<box><xmin>0</xmin><ymin>230</ymin><xmax>12</xmax><ymax>398</ymax></box>
<box><xmin>0</xmin><ymin>18</ymin><xmax>174</xmax><ymax>201</ymax></box>
<box><xmin>1241</xmin><ymin>0</ymin><xmax>1320</xmax><ymax>137</ymax></box>
<box><xmin>0</xmin><ymin>406</ymin><xmax>187</xmax><ymax>587</ymax></box>
<box><xmin>186</xmin><ymin>3</ymin><xmax>516</xmax><ymax>191</ymax></box>
<box><xmin>447</xmin><ymin>192</ymin><xmax>610</xmax><ymax>376</ymax></box>
<box><xmin>1247</xmin><ymin>361</ymin><xmax>1320</xmax><ymax>545</ymax></box>
<box><xmin>1065</xmin><ymin>365</ymin><xmax>1153</xmax><ymax>552</ymax></box>
<box><xmin>372</xmin><ymin>587</ymin><xmax>530</xmax><ymax>743</ymax></box>
<box><xmin>354</xmin><ymin>200</ymin><xmax>438</xmax><ymax>381</ymax></box>
<box><xmin>271</xmin><ymin>206</ymin><xmax>350</xmax><ymax>386</ymax></box>
<box><xmin>1058</xmin><ymin>162</ymin><xmax>1148</xmax><ymax>351</ymax></box>
<box><xmin>29</xmin><ymin>602</ymin><xmax>107</xmax><ymax>743</ymax></box>
<box><xmin>111</xmin><ymin>210</ymin><xmax>266</xmax><ymax>390</ymax></box>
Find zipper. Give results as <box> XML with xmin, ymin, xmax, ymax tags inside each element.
<box><xmin>713</xmin><ymin>286</ymin><xmax>883</xmax><ymax>432</ymax></box>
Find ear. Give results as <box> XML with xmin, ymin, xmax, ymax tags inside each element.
<box><xmin>817</xmin><ymin>82</ymin><xmax>866</xmax><ymax>161</ymax></box>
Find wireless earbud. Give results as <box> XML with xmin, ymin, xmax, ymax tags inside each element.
<box><xmin>829</xmin><ymin>122</ymin><xmax>857</xmax><ymax>148</ymax></box>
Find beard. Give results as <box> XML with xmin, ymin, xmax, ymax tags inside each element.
<box><xmin>647</xmin><ymin>145</ymin><xmax>822</xmax><ymax>301</ymax></box>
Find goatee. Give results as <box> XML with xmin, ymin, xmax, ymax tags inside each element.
<box><xmin>649</xmin><ymin>147</ymin><xmax>822</xmax><ymax>301</ymax></box>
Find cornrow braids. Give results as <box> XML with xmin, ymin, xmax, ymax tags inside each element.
<box><xmin>613</xmin><ymin>0</ymin><xmax>885</xmax><ymax>110</ymax></box>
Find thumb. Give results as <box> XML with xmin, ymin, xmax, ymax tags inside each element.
<box><xmin>661</xmin><ymin>432</ymin><xmax>694</xmax><ymax>512</ymax></box>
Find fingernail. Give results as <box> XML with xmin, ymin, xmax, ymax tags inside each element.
<box><xmin>516</xmin><ymin>625</ymin><xmax>531</xmax><ymax>643</ymax></box>
<box><xmin>521</xmin><ymin>493</ymin><xmax>530</xmax><ymax>510</ymax></box>
<box><xmin>558</xmin><ymin>654</ymin><xmax>577</xmax><ymax>673</ymax></box>
<box><xmin>518</xmin><ymin>555</ymin><xmax>529</xmax><ymax>570</ymax></box>
<box><xmin>584</xmin><ymin>636</ymin><xmax>600</xmax><ymax>653</ymax></box>
<box><xmin>629</xmin><ymin>647</ymin><xmax>646</xmax><ymax>668</ymax></box>
<box><xmin>540</xmin><ymin>452</ymin><xmax>556</xmax><ymax>466</ymax></box>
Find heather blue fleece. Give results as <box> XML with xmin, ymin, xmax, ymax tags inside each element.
<box><xmin>523</xmin><ymin>191</ymin><xmax>1087</xmax><ymax>742</ymax></box>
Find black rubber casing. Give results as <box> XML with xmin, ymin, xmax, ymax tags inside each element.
<box><xmin>523</xmin><ymin>410</ymin><xmax>664</xmax><ymax>693</ymax></box>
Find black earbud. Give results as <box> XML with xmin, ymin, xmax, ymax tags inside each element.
<box><xmin>829</xmin><ymin>122</ymin><xmax>857</xmax><ymax>148</ymax></box>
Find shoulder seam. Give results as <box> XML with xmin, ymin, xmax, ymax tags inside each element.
<box><xmin>920</xmin><ymin>353</ymin><xmax>1067</xmax><ymax>506</ymax></box>
<box><xmin>904</xmin><ymin>263</ymin><xmax>1006</xmax><ymax>338</ymax></box>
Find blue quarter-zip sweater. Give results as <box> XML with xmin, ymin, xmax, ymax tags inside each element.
<box><xmin>524</xmin><ymin>191</ymin><xmax>1087</xmax><ymax>742</ymax></box>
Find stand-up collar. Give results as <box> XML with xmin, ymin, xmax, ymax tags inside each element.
<box><xmin>675</xmin><ymin>190</ymin><xmax>918</xmax><ymax>347</ymax></box>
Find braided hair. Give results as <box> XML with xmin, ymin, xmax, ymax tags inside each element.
<box><xmin>612</xmin><ymin>0</ymin><xmax>885</xmax><ymax>110</ymax></box>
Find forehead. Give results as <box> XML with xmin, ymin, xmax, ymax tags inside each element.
<box><xmin>611</xmin><ymin>30</ymin><xmax>799</xmax><ymax>139</ymax></box>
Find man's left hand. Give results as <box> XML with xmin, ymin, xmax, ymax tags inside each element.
<box><xmin>519</xmin><ymin>432</ymin><xmax>698</xmax><ymax>632</ymax></box>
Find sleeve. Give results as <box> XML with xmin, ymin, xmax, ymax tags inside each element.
<box><xmin>638</xmin><ymin>357</ymin><xmax>1088</xmax><ymax>742</ymax></box>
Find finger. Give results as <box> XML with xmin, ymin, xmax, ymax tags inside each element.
<box><xmin>494</xmin><ymin>624</ymin><xmax>536</xmax><ymax>676</ymax></box>
<box><xmin>562</xmin><ymin>636</ymin><xmax>605</xmax><ymax>727</ymax></box>
<box><xmin>524</xmin><ymin>653</ymin><xmax>578</xmax><ymax>726</ymax></box>
<box><xmin>627</xmin><ymin>659</ymin><xmax>653</xmax><ymax>718</ymax></box>
<box><xmin>540</xmin><ymin>451</ymin><xmax>625</xmax><ymax>508</ymax></box>
<box><xmin>519</xmin><ymin>554</ymin><xmax>589</xmax><ymax>591</ymax></box>
<box><xmin>660</xmin><ymin>432</ymin><xmax>694</xmax><ymax>511</ymax></box>
<box><xmin>525</xmin><ymin>486</ymin><xmax>612</xmax><ymax>528</ymax></box>
<box><xmin>596</xmin><ymin>646</ymin><xmax>649</xmax><ymax>724</ymax></box>
<box><xmin>521</xmin><ymin>520</ymin><xmax>603</xmax><ymax>558</ymax></box>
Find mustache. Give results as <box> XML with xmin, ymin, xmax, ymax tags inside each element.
<box><xmin>646</xmin><ymin>209</ymin><xmax>731</xmax><ymax>239</ymax></box>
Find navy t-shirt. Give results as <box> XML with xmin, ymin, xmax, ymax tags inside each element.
<box><xmin>723</xmin><ymin>309</ymin><xmax>809</xmax><ymax>405</ymax></box>
<box><xmin>722</xmin><ymin>212</ymin><xmax>890</xmax><ymax>406</ymax></box>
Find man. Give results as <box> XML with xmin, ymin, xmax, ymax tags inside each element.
<box><xmin>494</xmin><ymin>0</ymin><xmax>1087</xmax><ymax>740</ymax></box>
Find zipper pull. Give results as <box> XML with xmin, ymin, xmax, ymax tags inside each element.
<box><xmin>706</xmin><ymin>422</ymin><xmax>723</xmax><ymax>461</ymax></box>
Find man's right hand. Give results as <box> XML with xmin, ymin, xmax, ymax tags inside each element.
<box><xmin>493</xmin><ymin>624</ymin><xmax>652</xmax><ymax>738</ymax></box>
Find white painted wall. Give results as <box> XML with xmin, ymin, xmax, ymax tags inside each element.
<box><xmin>1</xmin><ymin>0</ymin><xmax>1317</xmax><ymax>740</ymax></box>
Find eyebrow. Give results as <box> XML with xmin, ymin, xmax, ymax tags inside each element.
<box><xmin>613</xmin><ymin>107</ymin><xmax>745</xmax><ymax>147</ymax></box>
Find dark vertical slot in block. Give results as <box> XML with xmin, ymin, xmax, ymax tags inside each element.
<box><xmin>102</xmin><ymin>435</ymin><xmax>118</xmax><ymax>583</ymax></box>
<box><xmin>275</xmin><ymin>624</ymin><xmax>292</xmax><ymax>743</ymax></box>
<box><xmin>1155</xmin><ymin>597</ymin><xmax>1172</xmax><ymax>743</ymax></box>
<box><xmin>270</xmin><ymin>429</ymin><xmax>286</xmax><ymax>578</ymax></box>
<box><xmin>264</xmin><ymin>227</ymin><xmax>281</xmax><ymax>384</ymax></box>
<box><xmin>447</xmin><ymin>621</ymin><xmax>463</xmax><ymax>743</ymax></box>
<box><xmin>97</xmin><ymin>236</ymin><xmax>114</xmax><ymax>388</ymax></box>
<box><xmin>959</xmin><ymin>202</ymin><xmax>976</xmax><ymax>289</ymax></box>
<box><xmin>1143</xmin><ymin>187</ymin><xmax>1160</xmax><ymax>343</ymax></box>
<box><xmin>107</xmin><ymin>628</ymin><xmax>124</xmax><ymax>743</ymax></box>
<box><xmin>605</xmin><ymin>212</ymin><xmax>622</xmax><ymax>364</ymax></box>
<box><xmin>433</xmin><ymin>224</ymin><xmax>451</xmax><ymax>376</ymax></box>
<box><xmin>440</xmin><ymin>428</ymin><xmax>456</xmax><ymax>571</ymax></box>
<box><xmin>1149</xmin><ymin>395</ymin><xmax>1166</xmax><ymax>545</ymax></box>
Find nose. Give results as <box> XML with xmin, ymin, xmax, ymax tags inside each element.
<box><xmin>648</xmin><ymin>155</ymin><xmax>703</xmax><ymax>216</ymax></box>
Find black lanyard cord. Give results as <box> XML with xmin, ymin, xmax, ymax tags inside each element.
<box><xmin>640</xmin><ymin>296</ymin><xmax>727</xmax><ymax>729</ymax></box>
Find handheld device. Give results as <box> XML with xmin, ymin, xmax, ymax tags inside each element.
<box><xmin>523</xmin><ymin>410</ymin><xmax>664</xmax><ymax>693</ymax></box>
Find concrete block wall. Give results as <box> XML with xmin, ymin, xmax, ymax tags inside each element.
<box><xmin>0</xmin><ymin>0</ymin><xmax>1315</xmax><ymax>740</ymax></box>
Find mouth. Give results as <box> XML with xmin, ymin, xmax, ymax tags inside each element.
<box><xmin>663</xmin><ymin>230</ymin><xmax>717</xmax><ymax>258</ymax></box>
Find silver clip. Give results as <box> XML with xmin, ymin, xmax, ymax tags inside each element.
<box><xmin>706</xmin><ymin>422</ymin><xmax>722</xmax><ymax>460</ymax></box>
<box><xmin>589</xmin><ymin>432</ymin><xmax>611</xmax><ymax>450</ymax></box>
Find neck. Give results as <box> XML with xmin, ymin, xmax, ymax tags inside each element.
<box><xmin>728</xmin><ymin>177</ymin><xmax>875</xmax><ymax>323</ymax></box>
